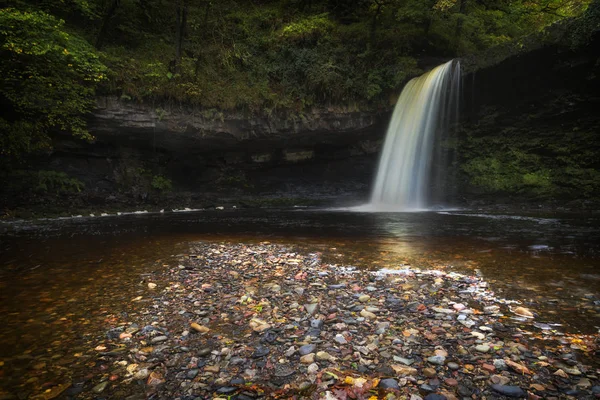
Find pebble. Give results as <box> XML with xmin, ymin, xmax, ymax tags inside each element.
<box><xmin>424</xmin><ymin>394</ymin><xmax>447</xmax><ymax>400</ymax></box>
<box><xmin>427</xmin><ymin>356</ymin><xmax>446</xmax><ymax>365</ymax></box>
<box><xmin>359</xmin><ymin>295</ymin><xmax>371</xmax><ymax>302</ymax></box>
<box><xmin>334</xmin><ymin>334</ymin><xmax>347</xmax><ymax>344</ymax></box>
<box><xmin>285</xmin><ymin>346</ymin><xmax>296</xmax><ymax>357</ymax></box>
<box><xmin>447</xmin><ymin>362</ymin><xmax>459</xmax><ymax>370</ymax></box>
<box><xmin>305</xmin><ymin>303</ymin><xmax>319</xmax><ymax>315</ymax></box>
<box><xmin>92</xmin><ymin>381</ymin><xmax>108</xmax><ymax>393</ymax></box>
<box><xmin>133</xmin><ymin>368</ymin><xmax>150</xmax><ymax>380</ymax></box>
<box><xmin>512</xmin><ymin>306</ymin><xmax>534</xmax><ymax>318</ymax></box>
<box><xmin>490</xmin><ymin>384</ymin><xmax>526</xmax><ymax>398</ymax></box>
<box><xmin>299</xmin><ymin>344</ymin><xmax>316</xmax><ymax>355</ymax></box>
<box><xmin>198</xmin><ymin>347</ymin><xmax>211</xmax><ymax>357</ymax></box>
<box><xmin>300</xmin><ymin>353</ymin><xmax>315</xmax><ymax>364</ymax></box>
<box><xmin>316</xmin><ymin>351</ymin><xmax>332</xmax><ymax>361</ymax></box>
<box><xmin>151</xmin><ymin>335</ymin><xmax>168</xmax><ymax>343</ymax></box>
<box><xmin>190</xmin><ymin>323</ymin><xmax>210</xmax><ymax>333</ymax></box>
<box><xmin>379</xmin><ymin>378</ymin><xmax>400</xmax><ymax>390</ymax></box>
<box><xmin>475</xmin><ymin>344</ymin><xmax>490</xmax><ymax>353</ymax></box>
<box><xmin>360</xmin><ymin>309</ymin><xmax>376</xmax><ymax>319</ymax></box>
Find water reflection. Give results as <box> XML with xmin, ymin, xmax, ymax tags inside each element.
<box><xmin>1</xmin><ymin>209</ymin><xmax>599</xmax><ymax>340</ymax></box>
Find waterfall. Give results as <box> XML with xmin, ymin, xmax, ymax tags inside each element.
<box><xmin>368</xmin><ymin>60</ymin><xmax>461</xmax><ymax>211</ymax></box>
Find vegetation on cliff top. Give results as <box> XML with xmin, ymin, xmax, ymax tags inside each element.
<box><xmin>0</xmin><ymin>0</ymin><xmax>591</xmax><ymax>158</ymax></box>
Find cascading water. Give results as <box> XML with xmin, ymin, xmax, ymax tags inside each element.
<box><xmin>367</xmin><ymin>60</ymin><xmax>461</xmax><ymax>211</ymax></box>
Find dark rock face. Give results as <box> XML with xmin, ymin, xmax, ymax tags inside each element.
<box><xmin>91</xmin><ymin>97</ymin><xmax>386</xmax><ymax>153</ymax></box>
<box><xmin>43</xmin><ymin>99</ymin><xmax>389</xmax><ymax>207</ymax></box>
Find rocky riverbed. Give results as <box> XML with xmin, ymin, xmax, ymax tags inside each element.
<box><xmin>1</xmin><ymin>241</ymin><xmax>599</xmax><ymax>400</ymax></box>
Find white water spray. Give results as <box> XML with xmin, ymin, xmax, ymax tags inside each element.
<box><xmin>366</xmin><ymin>60</ymin><xmax>461</xmax><ymax>211</ymax></box>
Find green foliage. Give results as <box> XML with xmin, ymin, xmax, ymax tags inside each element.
<box><xmin>461</xmin><ymin>118</ymin><xmax>600</xmax><ymax>199</ymax></box>
<box><xmin>462</xmin><ymin>152</ymin><xmax>554</xmax><ymax>195</ymax></box>
<box><xmin>3</xmin><ymin>170</ymin><xmax>84</xmax><ymax>195</ymax></box>
<box><xmin>151</xmin><ymin>175</ymin><xmax>172</xmax><ymax>192</ymax></box>
<box><xmin>35</xmin><ymin>170</ymin><xmax>84</xmax><ymax>193</ymax></box>
<box><xmin>281</xmin><ymin>13</ymin><xmax>334</xmax><ymax>41</ymax></box>
<box><xmin>0</xmin><ymin>8</ymin><xmax>105</xmax><ymax>159</ymax></box>
<box><xmin>0</xmin><ymin>0</ymin><xmax>591</xmax><ymax>120</ymax></box>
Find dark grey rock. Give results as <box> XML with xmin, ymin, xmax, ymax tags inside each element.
<box><xmin>299</xmin><ymin>344</ymin><xmax>316</xmax><ymax>355</ymax></box>
<box><xmin>310</xmin><ymin>319</ymin><xmax>324</xmax><ymax>329</ymax></box>
<box><xmin>187</xmin><ymin>369</ymin><xmax>199</xmax><ymax>379</ymax></box>
<box><xmin>424</xmin><ymin>394</ymin><xmax>447</xmax><ymax>400</ymax></box>
<box><xmin>490</xmin><ymin>384</ymin><xmax>526</xmax><ymax>398</ymax></box>
<box><xmin>252</xmin><ymin>346</ymin><xmax>270</xmax><ymax>358</ymax></box>
<box><xmin>379</xmin><ymin>378</ymin><xmax>400</xmax><ymax>390</ymax></box>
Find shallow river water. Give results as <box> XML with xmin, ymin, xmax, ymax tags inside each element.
<box><xmin>0</xmin><ymin>208</ymin><xmax>599</xmax><ymax>397</ymax></box>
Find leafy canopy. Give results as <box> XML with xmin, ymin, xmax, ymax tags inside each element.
<box><xmin>0</xmin><ymin>8</ymin><xmax>105</xmax><ymax>158</ymax></box>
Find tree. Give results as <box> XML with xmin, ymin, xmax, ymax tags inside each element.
<box><xmin>0</xmin><ymin>8</ymin><xmax>106</xmax><ymax>159</ymax></box>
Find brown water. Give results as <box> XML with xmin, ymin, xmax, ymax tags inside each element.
<box><xmin>0</xmin><ymin>209</ymin><xmax>599</xmax><ymax>396</ymax></box>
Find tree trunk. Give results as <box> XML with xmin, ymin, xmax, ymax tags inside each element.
<box><xmin>195</xmin><ymin>1</ymin><xmax>211</xmax><ymax>77</ymax></box>
<box><xmin>96</xmin><ymin>0</ymin><xmax>120</xmax><ymax>49</ymax></box>
<box><xmin>368</xmin><ymin>2</ymin><xmax>383</xmax><ymax>52</ymax></box>
<box><xmin>454</xmin><ymin>0</ymin><xmax>467</xmax><ymax>53</ymax></box>
<box><xmin>174</xmin><ymin>0</ymin><xmax>188</xmax><ymax>73</ymax></box>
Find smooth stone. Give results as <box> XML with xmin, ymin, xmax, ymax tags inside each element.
<box><xmin>334</xmin><ymin>334</ymin><xmax>347</xmax><ymax>344</ymax></box>
<box><xmin>310</xmin><ymin>319</ymin><xmax>324</xmax><ymax>329</ymax></box>
<box><xmin>252</xmin><ymin>346</ymin><xmax>270</xmax><ymax>358</ymax></box>
<box><xmin>316</xmin><ymin>351</ymin><xmax>331</xmax><ymax>361</ymax></box>
<box><xmin>493</xmin><ymin>359</ymin><xmax>507</xmax><ymax>370</ymax></box>
<box><xmin>394</xmin><ymin>356</ymin><xmax>414</xmax><ymax>366</ymax></box>
<box><xmin>230</xmin><ymin>376</ymin><xmax>245</xmax><ymax>385</ymax></box>
<box><xmin>187</xmin><ymin>369</ymin><xmax>199</xmax><ymax>379</ymax></box>
<box><xmin>299</xmin><ymin>344</ymin><xmax>316</xmax><ymax>356</ymax></box>
<box><xmin>92</xmin><ymin>381</ymin><xmax>108</xmax><ymax>393</ymax></box>
<box><xmin>512</xmin><ymin>307</ymin><xmax>534</xmax><ymax>318</ymax></box>
<box><xmin>379</xmin><ymin>378</ymin><xmax>400</xmax><ymax>390</ymax></box>
<box><xmin>305</xmin><ymin>303</ymin><xmax>319</xmax><ymax>315</ymax></box>
<box><xmin>307</xmin><ymin>327</ymin><xmax>321</xmax><ymax>338</ymax></box>
<box><xmin>444</xmin><ymin>378</ymin><xmax>458</xmax><ymax>386</ymax></box>
<box><xmin>424</xmin><ymin>394</ymin><xmax>447</xmax><ymax>400</ymax></box>
<box><xmin>133</xmin><ymin>368</ymin><xmax>149</xmax><ymax>380</ymax></box>
<box><xmin>376</xmin><ymin>322</ymin><xmax>390</xmax><ymax>334</ymax></box>
<box><xmin>300</xmin><ymin>353</ymin><xmax>315</xmax><ymax>364</ymax></box>
<box><xmin>490</xmin><ymin>384</ymin><xmax>526</xmax><ymax>398</ymax></box>
<box><xmin>475</xmin><ymin>345</ymin><xmax>490</xmax><ymax>353</ymax></box>
<box><xmin>359</xmin><ymin>295</ymin><xmax>371</xmax><ymax>303</ymax></box>
<box><xmin>471</xmin><ymin>331</ymin><xmax>485</xmax><ymax>340</ymax></box>
<box><xmin>198</xmin><ymin>348</ymin><xmax>211</xmax><ymax>357</ymax></box>
<box><xmin>284</xmin><ymin>346</ymin><xmax>296</xmax><ymax>357</ymax></box>
<box><xmin>360</xmin><ymin>309</ymin><xmax>376</xmax><ymax>319</ymax></box>
<box><xmin>447</xmin><ymin>362</ymin><xmax>459</xmax><ymax>370</ymax></box>
<box><xmin>216</xmin><ymin>387</ymin><xmax>237</xmax><ymax>394</ymax></box>
<box><xmin>427</xmin><ymin>356</ymin><xmax>446</xmax><ymax>365</ymax></box>
<box><xmin>151</xmin><ymin>336</ymin><xmax>168</xmax><ymax>343</ymax></box>
<box><xmin>423</xmin><ymin>368</ymin><xmax>437</xmax><ymax>377</ymax></box>
<box><xmin>307</xmin><ymin>363</ymin><xmax>319</xmax><ymax>374</ymax></box>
